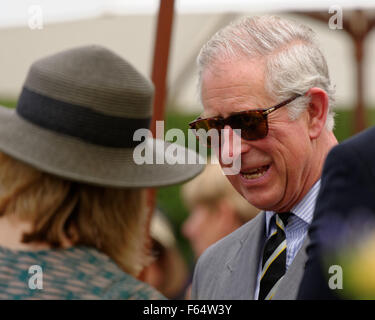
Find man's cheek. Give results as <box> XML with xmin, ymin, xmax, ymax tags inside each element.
<box><xmin>227</xmin><ymin>175</ymin><xmax>243</xmax><ymax>195</ymax></box>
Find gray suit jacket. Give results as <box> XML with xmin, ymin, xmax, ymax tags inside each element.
<box><xmin>191</xmin><ymin>212</ymin><xmax>309</xmax><ymax>300</ymax></box>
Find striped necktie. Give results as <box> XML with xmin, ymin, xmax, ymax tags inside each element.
<box><xmin>259</xmin><ymin>212</ymin><xmax>292</xmax><ymax>300</ymax></box>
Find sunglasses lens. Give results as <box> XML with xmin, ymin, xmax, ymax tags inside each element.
<box><xmin>228</xmin><ymin>111</ymin><xmax>267</xmax><ymax>140</ymax></box>
<box><xmin>189</xmin><ymin>110</ymin><xmax>268</xmax><ymax>147</ymax></box>
<box><xmin>190</xmin><ymin>119</ymin><xmax>223</xmax><ymax>147</ymax></box>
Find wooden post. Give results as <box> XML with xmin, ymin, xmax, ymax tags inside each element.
<box><xmin>148</xmin><ymin>0</ymin><xmax>175</xmax><ymax>224</ymax></box>
<box><xmin>150</xmin><ymin>0</ymin><xmax>175</xmax><ymax>134</ymax></box>
<box><xmin>296</xmin><ymin>10</ymin><xmax>375</xmax><ymax>135</ymax></box>
<box><xmin>139</xmin><ymin>0</ymin><xmax>175</xmax><ymax>280</ymax></box>
<box><xmin>353</xmin><ymin>36</ymin><xmax>366</xmax><ymax>133</ymax></box>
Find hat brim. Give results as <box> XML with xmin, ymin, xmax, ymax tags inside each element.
<box><xmin>0</xmin><ymin>107</ymin><xmax>205</xmax><ymax>188</ymax></box>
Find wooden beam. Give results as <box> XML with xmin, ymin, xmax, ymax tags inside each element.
<box><xmin>296</xmin><ymin>10</ymin><xmax>375</xmax><ymax>134</ymax></box>
<box><xmin>150</xmin><ymin>0</ymin><xmax>175</xmax><ymax>135</ymax></box>
<box><xmin>140</xmin><ymin>0</ymin><xmax>175</xmax><ymax>281</ymax></box>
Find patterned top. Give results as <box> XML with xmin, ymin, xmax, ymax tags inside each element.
<box><xmin>0</xmin><ymin>245</ymin><xmax>165</xmax><ymax>300</ymax></box>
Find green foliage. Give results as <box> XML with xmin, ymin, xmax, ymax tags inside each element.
<box><xmin>333</xmin><ymin>109</ymin><xmax>354</xmax><ymax>142</ymax></box>
<box><xmin>333</xmin><ymin>108</ymin><xmax>375</xmax><ymax>142</ymax></box>
<box><xmin>157</xmin><ymin>112</ymin><xmax>200</xmax><ymax>264</ymax></box>
<box><xmin>0</xmin><ymin>99</ymin><xmax>17</xmax><ymax>108</ymax></box>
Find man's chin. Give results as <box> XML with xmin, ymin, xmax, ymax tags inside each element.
<box><xmin>241</xmin><ymin>191</ymin><xmax>278</xmax><ymax>211</ymax></box>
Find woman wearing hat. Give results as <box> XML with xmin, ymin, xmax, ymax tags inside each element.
<box><xmin>0</xmin><ymin>45</ymin><xmax>204</xmax><ymax>299</ymax></box>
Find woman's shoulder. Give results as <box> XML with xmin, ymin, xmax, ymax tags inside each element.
<box><xmin>102</xmin><ymin>274</ymin><xmax>166</xmax><ymax>300</ymax></box>
<box><xmin>71</xmin><ymin>246</ymin><xmax>166</xmax><ymax>300</ymax></box>
<box><xmin>0</xmin><ymin>245</ymin><xmax>165</xmax><ymax>300</ymax></box>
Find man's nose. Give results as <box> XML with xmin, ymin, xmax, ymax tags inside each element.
<box><xmin>219</xmin><ymin>125</ymin><xmax>247</xmax><ymax>162</ymax></box>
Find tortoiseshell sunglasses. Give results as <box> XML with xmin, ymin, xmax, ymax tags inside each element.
<box><xmin>189</xmin><ymin>94</ymin><xmax>301</xmax><ymax>147</ymax></box>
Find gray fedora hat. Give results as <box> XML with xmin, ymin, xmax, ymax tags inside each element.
<box><xmin>0</xmin><ymin>45</ymin><xmax>204</xmax><ymax>187</ymax></box>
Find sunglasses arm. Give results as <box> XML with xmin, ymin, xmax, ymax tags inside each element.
<box><xmin>262</xmin><ymin>94</ymin><xmax>302</xmax><ymax>116</ymax></box>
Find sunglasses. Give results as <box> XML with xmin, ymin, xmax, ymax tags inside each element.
<box><xmin>189</xmin><ymin>94</ymin><xmax>302</xmax><ymax>147</ymax></box>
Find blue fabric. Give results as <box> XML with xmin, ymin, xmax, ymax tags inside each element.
<box><xmin>0</xmin><ymin>245</ymin><xmax>165</xmax><ymax>300</ymax></box>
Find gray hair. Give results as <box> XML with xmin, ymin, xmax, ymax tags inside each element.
<box><xmin>197</xmin><ymin>15</ymin><xmax>336</xmax><ymax>131</ymax></box>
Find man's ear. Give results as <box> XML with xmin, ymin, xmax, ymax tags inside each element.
<box><xmin>305</xmin><ymin>87</ymin><xmax>329</xmax><ymax>139</ymax></box>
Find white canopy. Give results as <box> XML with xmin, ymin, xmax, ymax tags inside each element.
<box><xmin>1</xmin><ymin>1</ymin><xmax>375</xmax><ymax>113</ymax></box>
<box><xmin>2</xmin><ymin>0</ymin><xmax>375</xmax><ymax>28</ymax></box>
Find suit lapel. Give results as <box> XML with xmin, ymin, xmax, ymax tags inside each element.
<box><xmin>218</xmin><ymin>212</ymin><xmax>310</xmax><ymax>299</ymax></box>
<box><xmin>221</xmin><ymin>212</ymin><xmax>266</xmax><ymax>299</ymax></box>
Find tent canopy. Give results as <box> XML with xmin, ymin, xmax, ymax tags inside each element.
<box><xmin>2</xmin><ymin>0</ymin><xmax>375</xmax><ymax>28</ymax></box>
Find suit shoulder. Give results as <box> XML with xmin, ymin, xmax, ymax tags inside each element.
<box><xmin>191</xmin><ymin>212</ymin><xmax>264</xmax><ymax>299</ymax></box>
<box><xmin>196</xmin><ymin>212</ymin><xmax>263</xmax><ymax>269</ymax></box>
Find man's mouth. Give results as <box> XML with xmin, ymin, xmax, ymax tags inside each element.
<box><xmin>240</xmin><ymin>165</ymin><xmax>270</xmax><ymax>180</ymax></box>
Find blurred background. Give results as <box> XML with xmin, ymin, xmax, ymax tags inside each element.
<box><xmin>1</xmin><ymin>0</ymin><xmax>375</xmax><ymax>295</ymax></box>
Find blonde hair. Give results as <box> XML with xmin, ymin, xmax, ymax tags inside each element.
<box><xmin>182</xmin><ymin>162</ymin><xmax>259</xmax><ymax>223</ymax></box>
<box><xmin>0</xmin><ymin>152</ymin><xmax>150</xmax><ymax>277</ymax></box>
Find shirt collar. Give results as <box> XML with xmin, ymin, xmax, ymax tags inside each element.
<box><xmin>265</xmin><ymin>179</ymin><xmax>321</xmax><ymax>234</ymax></box>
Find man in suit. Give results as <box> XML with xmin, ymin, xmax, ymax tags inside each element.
<box><xmin>297</xmin><ymin>126</ymin><xmax>375</xmax><ymax>299</ymax></box>
<box><xmin>189</xmin><ymin>16</ymin><xmax>338</xmax><ymax>299</ymax></box>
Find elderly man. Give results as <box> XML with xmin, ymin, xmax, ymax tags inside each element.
<box><xmin>189</xmin><ymin>16</ymin><xmax>338</xmax><ymax>300</ymax></box>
